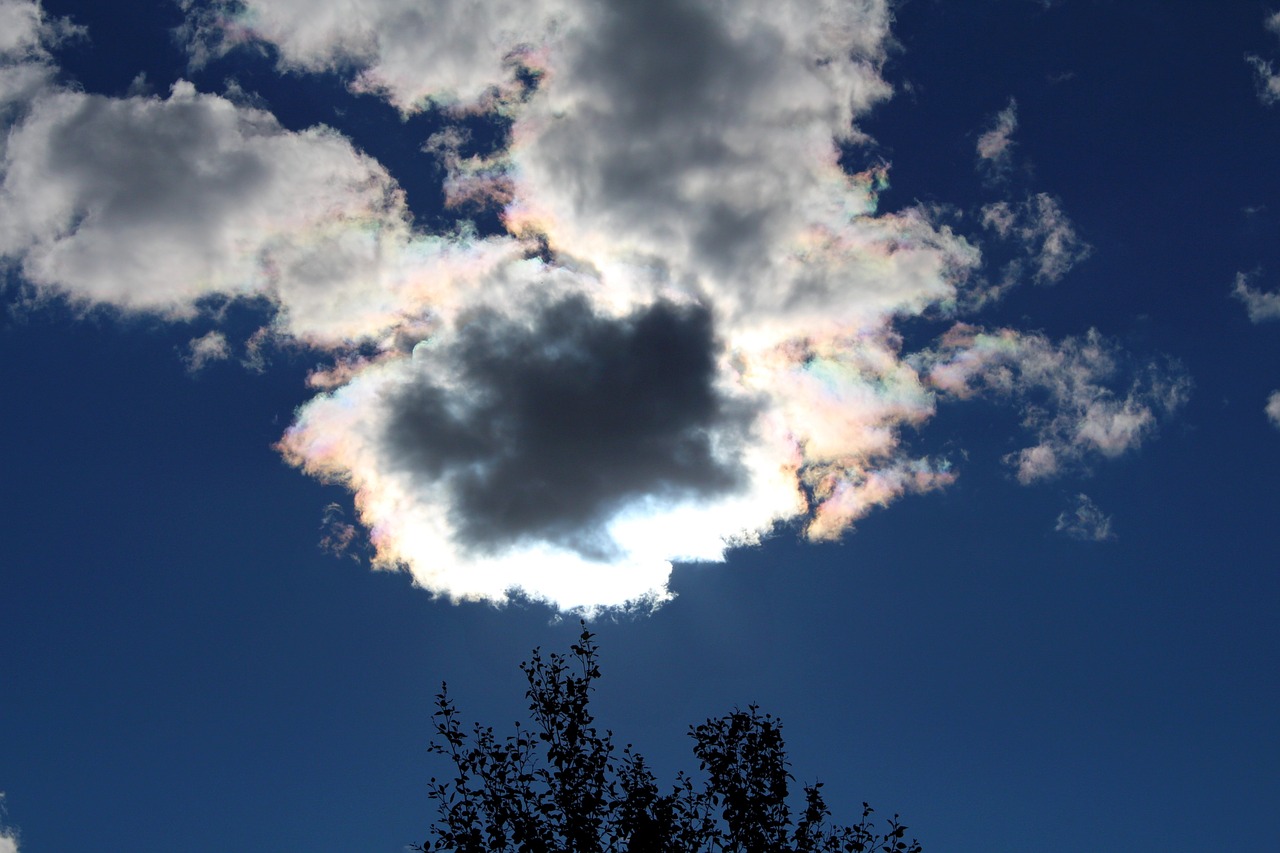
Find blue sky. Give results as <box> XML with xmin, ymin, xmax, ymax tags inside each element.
<box><xmin>1</xmin><ymin>0</ymin><xmax>1278</xmax><ymax>850</ymax></box>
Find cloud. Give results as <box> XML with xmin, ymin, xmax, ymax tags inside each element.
<box><xmin>182</xmin><ymin>0</ymin><xmax>573</xmax><ymax>110</ymax></box>
<box><xmin>0</xmin><ymin>792</ymin><xmax>17</xmax><ymax>853</ymax></box>
<box><xmin>981</xmin><ymin>193</ymin><xmax>1091</xmax><ymax>285</ymax></box>
<box><xmin>1247</xmin><ymin>13</ymin><xmax>1280</xmax><ymax>105</ymax></box>
<box><xmin>381</xmin><ymin>296</ymin><xmax>750</xmax><ymax>556</ymax></box>
<box><xmin>1232</xmin><ymin>274</ymin><xmax>1280</xmax><ymax>431</ymax></box>
<box><xmin>0</xmin><ymin>0</ymin><xmax>80</xmax><ymax>141</ymax></box>
<box><xmin>1054</xmin><ymin>493</ymin><xmax>1114</xmax><ymax>541</ymax></box>
<box><xmin>0</xmin><ymin>0</ymin><xmax>1190</xmax><ymax>610</ymax></box>
<box><xmin>1232</xmin><ymin>271</ymin><xmax>1280</xmax><ymax>322</ymax></box>
<box><xmin>1246</xmin><ymin>55</ymin><xmax>1280</xmax><ymax>105</ymax></box>
<box><xmin>923</xmin><ymin>325</ymin><xmax>1190</xmax><ymax>483</ymax></box>
<box><xmin>183</xmin><ymin>330</ymin><xmax>231</xmax><ymax>372</ymax></box>
<box><xmin>0</xmin><ymin>77</ymin><xmax>520</xmax><ymax>343</ymax></box>
<box><xmin>976</xmin><ymin>98</ymin><xmax>1018</xmax><ymax>178</ymax></box>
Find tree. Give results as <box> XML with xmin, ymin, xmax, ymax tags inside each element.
<box><xmin>417</xmin><ymin>625</ymin><xmax>922</xmax><ymax>853</ymax></box>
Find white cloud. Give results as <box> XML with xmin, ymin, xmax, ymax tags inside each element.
<box><xmin>183</xmin><ymin>0</ymin><xmax>575</xmax><ymax>110</ymax></box>
<box><xmin>0</xmin><ymin>0</ymin><xmax>81</xmax><ymax>145</ymax></box>
<box><xmin>1232</xmin><ymin>271</ymin><xmax>1280</xmax><ymax>322</ymax></box>
<box><xmin>1247</xmin><ymin>13</ymin><xmax>1280</xmax><ymax>105</ymax></box>
<box><xmin>1267</xmin><ymin>391</ymin><xmax>1280</xmax><ymax>428</ymax></box>
<box><xmin>981</xmin><ymin>193</ymin><xmax>1091</xmax><ymax>285</ymax></box>
<box><xmin>0</xmin><ymin>79</ymin><xmax>519</xmax><ymax>344</ymax></box>
<box><xmin>0</xmin><ymin>0</ymin><xmax>1189</xmax><ymax>610</ymax></box>
<box><xmin>0</xmin><ymin>791</ymin><xmax>17</xmax><ymax>853</ymax></box>
<box><xmin>1054</xmin><ymin>493</ymin><xmax>1114</xmax><ymax>541</ymax></box>
<box><xmin>183</xmin><ymin>330</ymin><xmax>231</xmax><ymax>372</ymax></box>
<box><xmin>1247</xmin><ymin>55</ymin><xmax>1280</xmax><ymax>105</ymax></box>
<box><xmin>924</xmin><ymin>325</ymin><xmax>1190</xmax><ymax>483</ymax></box>
<box><xmin>976</xmin><ymin>98</ymin><xmax>1018</xmax><ymax>177</ymax></box>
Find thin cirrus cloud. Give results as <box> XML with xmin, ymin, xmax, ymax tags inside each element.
<box><xmin>0</xmin><ymin>0</ymin><xmax>1186</xmax><ymax>610</ymax></box>
<box><xmin>970</xmin><ymin>102</ymin><xmax>1090</xmax><ymax>306</ymax></box>
<box><xmin>1232</xmin><ymin>272</ymin><xmax>1280</xmax><ymax>429</ymax></box>
<box><xmin>976</xmin><ymin>97</ymin><xmax>1018</xmax><ymax>179</ymax></box>
<box><xmin>0</xmin><ymin>792</ymin><xmax>16</xmax><ymax>853</ymax></box>
<box><xmin>981</xmin><ymin>193</ymin><xmax>1092</xmax><ymax>286</ymax></box>
<box><xmin>1054</xmin><ymin>493</ymin><xmax>1115</xmax><ymax>542</ymax></box>
<box><xmin>1246</xmin><ymin>12</ymin><xmax>1280</xmax><ymax>105</ymax></box>
<box><xmin>1238</xmin><ymin>11</ymin><xmax>1280</xmax><ymax>429</ymax></box>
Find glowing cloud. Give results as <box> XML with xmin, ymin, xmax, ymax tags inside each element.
<box><xmin>0</xmin><ymin>0</ymin><xmax>1191</xmax><ymax>610</ymax></box>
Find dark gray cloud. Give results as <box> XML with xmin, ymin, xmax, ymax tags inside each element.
<box><xmin>382</xmin><ymin>296</ymin><xmax>751</xmax><ymax>558</ymax></box>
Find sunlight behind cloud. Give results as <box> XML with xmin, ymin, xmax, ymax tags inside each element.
<box><xmin>0</xmin><ymin>0</ymin><xmax>1191</xmax><ymax>610</ymax></box>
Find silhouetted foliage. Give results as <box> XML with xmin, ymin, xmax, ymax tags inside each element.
<box><xmin>417</xmin><ymin>625</ymin><xmax>922</xmax><ymax>853</ymax></box>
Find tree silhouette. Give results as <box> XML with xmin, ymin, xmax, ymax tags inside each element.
<box><xmin>417</xmin><ymin>625</ymin><xmax>922</xmax><ymax>853</ymax></box>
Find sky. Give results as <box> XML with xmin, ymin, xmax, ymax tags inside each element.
<box><xmin>0</xmin><ymin>0</ymin><xmax>1278</xmax><ymax>850</ymax></box>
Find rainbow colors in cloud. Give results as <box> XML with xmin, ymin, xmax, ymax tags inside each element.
<box><xmin>0</xmin><ymin>0</ymin><xmax>1187</xmax><ymax>611</ymax></box>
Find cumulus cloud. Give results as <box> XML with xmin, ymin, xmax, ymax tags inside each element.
<box><xmin>0</xmin><ymin>0</ymin><xmax>79</xmax><ymax>143</ymax></box>
<box><xmin>1054</xmin><ymin>493</ymin><xmax>1114</xmax><ymax>541</ymax></box>
<box><xmin>923</xmin><ymin>325</ymin><xmax>1190</xmax><ymax>483</ymax></box>
<box><xmin>0</xmin><ymin>77</ymin><xmax>521</xmax><ymax>343</ymax></box>
<box><xmin>1232</xmin><ymin>271</ymin><xmax>1280</xmax><ymax>322</ymax></box>
<box><xmin>182</xmin><ymin>0</ymin><xmax>573</xmax><ymax>110</ymax></box>
<box><xmin>976</xmin><ymin>98</ymin><xmax>1018</xmax><ymax>178</ymax></box>
<box><xmin>981</xmin><ymin>193</ymin><xmax>1091</xmax><ymax>285</ymax></box>
<box><xmin>0</xmin><ymin>0</ymin><xmax>1190</xmax><ymax>610</ymax></box>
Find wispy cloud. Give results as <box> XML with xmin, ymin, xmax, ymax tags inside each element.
<box><xmin>1267</xmin><ymin>391</ymin><xmax>1280</xmax><ymax>429</ymax></box>
<box><xmin>183</xmin><ymin>330</ymin><xmax>231</xmax><ymax>373</ymax></box>
<box><xmin>1054</xmin><ymin>493</ymin><xmax>1114</xmax><ymax>541</ymax></box>
<box><xmin>1232</xmin><ymin>271</ymin><xmax>1280</xmax><ymax>322</ymax></box>
<box><xmin>0</xmin><ymin>792</ymin><xmax>18</xmax><ymax>853</ymax></box>
<box><xmin>976</xmin><ymin>98</ymin><xmax>1018</xmax><ymax>180</ymax></box>
<box><xmin>1246</xmin><ymin>12</ymin><xmax>1280</xmax><ymax>105</ymax></box>
<box><xmin>923</xmin><ymin>326</ymin><xmax>1190</xmax><ymax>484</ymax></box>
<box><xmin>981</xmin><ymin>193</ymin><xmax>1091</xmax><ymax>285</ymax></box>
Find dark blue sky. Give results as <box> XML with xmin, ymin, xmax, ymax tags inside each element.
<box><xmin>2</xmin><ymin>1</ymin><xmax>1278</xmax><ymax>851</ymax></box>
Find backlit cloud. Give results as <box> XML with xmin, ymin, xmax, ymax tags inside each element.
<box><xmin>0</xmin><ymin>0</ymin><xmax>1189</xmax><ymax>610</ymax></box>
